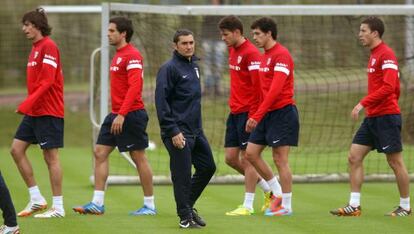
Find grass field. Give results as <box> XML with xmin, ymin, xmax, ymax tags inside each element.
<box><xmin>0</xmin><ymin>147</ymin><xmax>413</xmax><ymax>234</ymax></box>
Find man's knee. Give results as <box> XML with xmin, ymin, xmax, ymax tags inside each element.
<box><xmin>348</xmin><ymin>152</ymin><xmax>364</xmax><ymax>166</ymax></box>
<box><xmin>225</xmin><ymin>153</ymin><xmax>239</xmax><ymax>168</ymax></box>
<box><xmin>386</xmin><ymin>154</ymin><xmax>404</xmax><ymax>171</ymax></box>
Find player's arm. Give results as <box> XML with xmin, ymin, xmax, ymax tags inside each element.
<box><xmin>155</xmin><ymin>64</ymin><xmax>181</xmax><ymax>139</ymax></box>
<box><xmin>247</xmin><ymin>52</ymin><xmax>262</xmax><ymax>119</ymax></box>
<box><xmin>246</xmin><ymin>57</ymin><xmax>290</xmax><ymax>131</ymax></box>
<box><xmin>111</xmin><ymin>57</ymin><xmax>143</xmax><ymax>135</ymax></box>
<box><xmin>353</xmin><ymin>54</ymin><xmax>399</xmax><ymax>120</ymax></box>
<box><xmin>17</xmin><ymin>46</ymin><xmax>58</xmax><ymax>114</ymax></box>
<box><xmin>360</xmin><ymin>66</ymin><xmax>398</xmax><ymax>107</ymax></box>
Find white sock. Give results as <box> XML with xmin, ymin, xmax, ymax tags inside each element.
<box><xmin>400</xmin><ymin>197</ymin><xmax>410</xmax><ymax>210</ymax></box>
<box><xmin>267</xmin><ymin>177</ymin><xmax>282</xmax><ymax>197</ymax></box>
<box><xmin>92</xmin><ymin>190</ymin><xmax>105</xmax><ymax>206</ymax></box>
<box><xmin>243</xmin><ymin>192</ymin><xmax>255</xmax><ymax>210</ymax></box>
<box><xmin>282</xmin><ymin>193</ymin><xmax>292</xmax><ymax>211</ymax></box>
<box><xmin>349</xmin><ymin>192</ymin><xmax>361</xmax><ymax>207</ymax></box>
<box><xmin>52</xmin><ymin>196</ymin><xmax>64</xmax><ymax>213</ymax></box>
<box><xmin>144</xmin><ymin>196</ymin><xmax>155</xmax><ymax>210</ymax></box>
<box><xmin>29</xmin><ymin>186</ymin><xmax>45</xmax><ymax>203</ymax></box>
<box><xmin>257</xmin><ymin>178</ymin><xmax>271</xmax><ymax>193</ymax></box>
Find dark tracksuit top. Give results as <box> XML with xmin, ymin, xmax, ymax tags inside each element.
<box><xmin>155</xmin><ymin>50</ymin><xmax>216</xmax><ymax>220</ymax></box>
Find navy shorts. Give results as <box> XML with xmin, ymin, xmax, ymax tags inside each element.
<box><xmin>249</xmin><ymin>104</ymin><xmax>299</xmax><ymax>147</ymax></box>
<box><xmin>96</xmin><ymin>109</ymin><xmax>149</xmax><ymax>152</ymax></box>
<box><xmin>224</xmin><ymin>112</ymin><xmax>250</xmax><ymax>150</ymax></box>
<box><xmin>352</xmin><ymin>114</ymin><xmax>402</xmax><ymax>154</ymax></box>
<box><xmin>15</xmin><ymin>115</ymin><xmax>64</xmax><ymax>149</ymax></box>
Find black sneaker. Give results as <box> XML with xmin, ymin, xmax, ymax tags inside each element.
<box><xmin>192</xmin><ymin>208</ymin><xmax>206</xmax><ymax>227</ymax></box>
<box><xmin>385</xmin><ymin>206</ymin><xmax>412</xmax><ymax>217</ymax></box>
<box><xmin>179</xmin><ymin>218</ymin><xmax>201</xmax><ymax>229</ymax></box>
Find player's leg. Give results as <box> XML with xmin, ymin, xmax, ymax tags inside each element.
<box><xmin>264</xmin><ymin>146</ymin><xmax>292</xmax><ymax>216</ymax></box>
<box><xmin>33</xmin><ymin>148</ymin><xmax>65</xmax><ymax>218</ymax></box>
<box><xmin>116</xmin><ymin>110</ymin><xmax>156</xmax><ymax>216</ymax></box>
<box><xmin>385</xmin><ymin>152</ymin><xmax>411</xmax><ymax>216</ymax></box>
<box><xmin>225</xmin><ymin>147</ymin><xmax>244</xmax><ymax>174</ymax></box>
<box><xmin>226</xmin><ymin>150</ymin><xmax>258</xmax><ymax>216</ymax></box>
<box><xmin>224</xmin><ymin>113</ymin><xmax>251</xmax><ymax>215</ymax></box>
<box><xmin>11</xmin><ymin>116</ymin><xmax>47</xmax><ymax>217</ymax></box>
<box><xmin>30</xmin><ymin>116</ymin><xmax>65</xmax><ymax>218</ymax></box>
<box><xmin>0</xmin><ymin>171</ymin><xmax>19</xmax><ymax>233</ymax></box>
<box><xmin>10</xmin><ymin>139</ymin><xmax>35</xmax><ymax>189</ymax></box>
<box><xmin>129</xmin><ymin>149</ymin><xmax>156</xmax><ymax>216</ymax></box>
<box><xmin>349</xmin><ymin>144</ymin><xmax>371</xmax><ymax>196</ymax></box>
<box><xmin>73</xmin><ymin>114</ymin><xmax>115</xmax><ymax>215</ymax></box>
<box><xmin>224</xmin><ymin>114</ymin><xmax>244</xmax><ymax>174</ymax></box>
<box><xmin>262</xmin><ymin>105</ymin><xmax>299</xmax><ymax>216</ymax></box>
<box><xmin>330</xmin><ymin>143</ymin><xmax>370</xmax><ymax>216</ymax></box>
<box><xmin>379</xmin><ymin>115</ymin><xmax>411</xmax><ymax>216</ymax></box>
<box><xmin>330</xmin><ymin>116</ymin><xmax>373</xmax><ymax>216</ymax></box>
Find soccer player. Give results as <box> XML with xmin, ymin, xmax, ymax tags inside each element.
<box><xmin>73</xmin><ymin>16</ymin><xmax>156</xmax><ymax>216</ymax></box>
<box><xmin>330</xmin><ymin>16</ymin><xmax>411</xmax><ymax>217</ymax></box>
<box><xmin>10</xmin><ymin>8</ymin><xmax>65</xmax><ymax>218</ymax></box>
<box><xmin>245</xmin><ymin>17</ymin><xmax>299</xmax><ymax>216</ymax></box>
<box><xmin>155</xmin><ymin>29</ymin><xmax>216</xmax><ymax>229</ymax></box>
<box><xmin>0</xmin><ymin>171</ymin><xmax>20</xmax><ymax>233</ymax></box>
<box><xmin>218</xmin><ymin>15</ymin><xmax>272</xmax><ymax>216</ymax></box>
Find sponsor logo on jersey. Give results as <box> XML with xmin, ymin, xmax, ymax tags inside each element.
<box><xmin>27</xmin><ymin>61</ymin><xmax>37</xmax><ymax>67</ymax></box>
<box><xmin>229</xmin><ymin>64</ymin><xmax>241</xmax><ymax>71</ymax></box>
<box><xmin>110</xmin><ymin>66</ymin><xmax>119</xmax><ymax>71</ymax></box>
<box><xmin>367</xmin><ymin>68</ymin><xmax>375</xmax><ymax>73</ymax></box>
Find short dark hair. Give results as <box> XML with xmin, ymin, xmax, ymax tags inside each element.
<box><xmin>173</xmin><ymin>29</ymin><xmax>194</xmax><ymax>43</ymax></box>
<box><xmin>22</xmin><ymin>8</ymin><xmax>51</xmax><ymax>36</ymax></box>
<box><xmin>361</xmin><ymin>16</ymin><xmax>385</xmax><ymax>38</ymax></box>
<box><xmin>250</xmin><ymin>17</ymin><xmax>277</xmax><ymax>40</ymax></box>
<box><xmin>218</xmin><ymin>15</ymin><xmax>243</xmax><ymax>34</ymax></box>
<box><xmin>109</xmin><ymin>16</ymin><xmax>134</xmax><ymax>42</ymax></box>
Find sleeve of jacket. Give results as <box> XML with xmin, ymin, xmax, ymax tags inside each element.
<box><xmin>155</xmin><ymin>63</ymin><xmax>181</xmax><ymax>138</ymax></box>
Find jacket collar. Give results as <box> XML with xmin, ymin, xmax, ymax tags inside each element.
<box><xmin>173</xmin><ymin>50</ymin><xmax>200</xmax><ymax>63</ymax></box>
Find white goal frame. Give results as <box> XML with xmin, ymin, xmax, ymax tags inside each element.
<box><xmin>42</xmin><ymin>3</ymin><xmax>414</xmax><ymax>184</ymax></box>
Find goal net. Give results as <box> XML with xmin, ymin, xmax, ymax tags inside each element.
<box><xmin>44</xmin><ymin>3</ymin><xmax>414</xmax><ymax>184</ymax></box>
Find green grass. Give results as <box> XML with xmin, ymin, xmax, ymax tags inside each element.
<box><xmin>0</xmin><ymin>147</ymin><xmax>413</xmax><ymax>234</ymax></box>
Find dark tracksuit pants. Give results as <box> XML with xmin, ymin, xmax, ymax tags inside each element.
<box><xmin>0</xmin><ymin>171</ymin><xmax>17</xmax><ymax>227</ymax></box>
<box><xmin>163</xmin><ymin>133</ymin><xmax>216</xmax><ymax>220</ymax></box>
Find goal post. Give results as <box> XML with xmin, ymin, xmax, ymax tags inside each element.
<box><xmin>42</xmin><ymin>3</ymin><xmax>414</xmax><ymax>184</ymax></box>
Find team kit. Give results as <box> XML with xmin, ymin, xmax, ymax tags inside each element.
<box><xmin>0</xmin><ymin>8</ymin><xmax>411</xmax><ymax>233</ymax></box>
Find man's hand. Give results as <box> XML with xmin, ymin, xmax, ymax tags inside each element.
<box><xmin>245</xmin><ymin>118</ymin><xmax>258</xmax><ymax>133</ymax></box>
<box><xmin>351</xmin><ymin>103</ymin><xmax>364</xmax><ymax>121</ymax></box>
<box><xmin>172</xmin><ymin>132</ymin><xmax>186</xmax><ymax>149</ymax></box>
<box><xmin>110</xmin><ymin>114</ymin><xmax>125</xmax><ymax>135</ymax></box>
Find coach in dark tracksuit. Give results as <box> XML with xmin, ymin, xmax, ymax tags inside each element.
<box><xmin>155</xmin><ymin>29</ymin><xmax>216</xmax><ymax>229</ymax></box>
<box><xmin>0</xmin><ymin>171</ymin><xmax>18</xmax><ymax>231</ymax></box>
